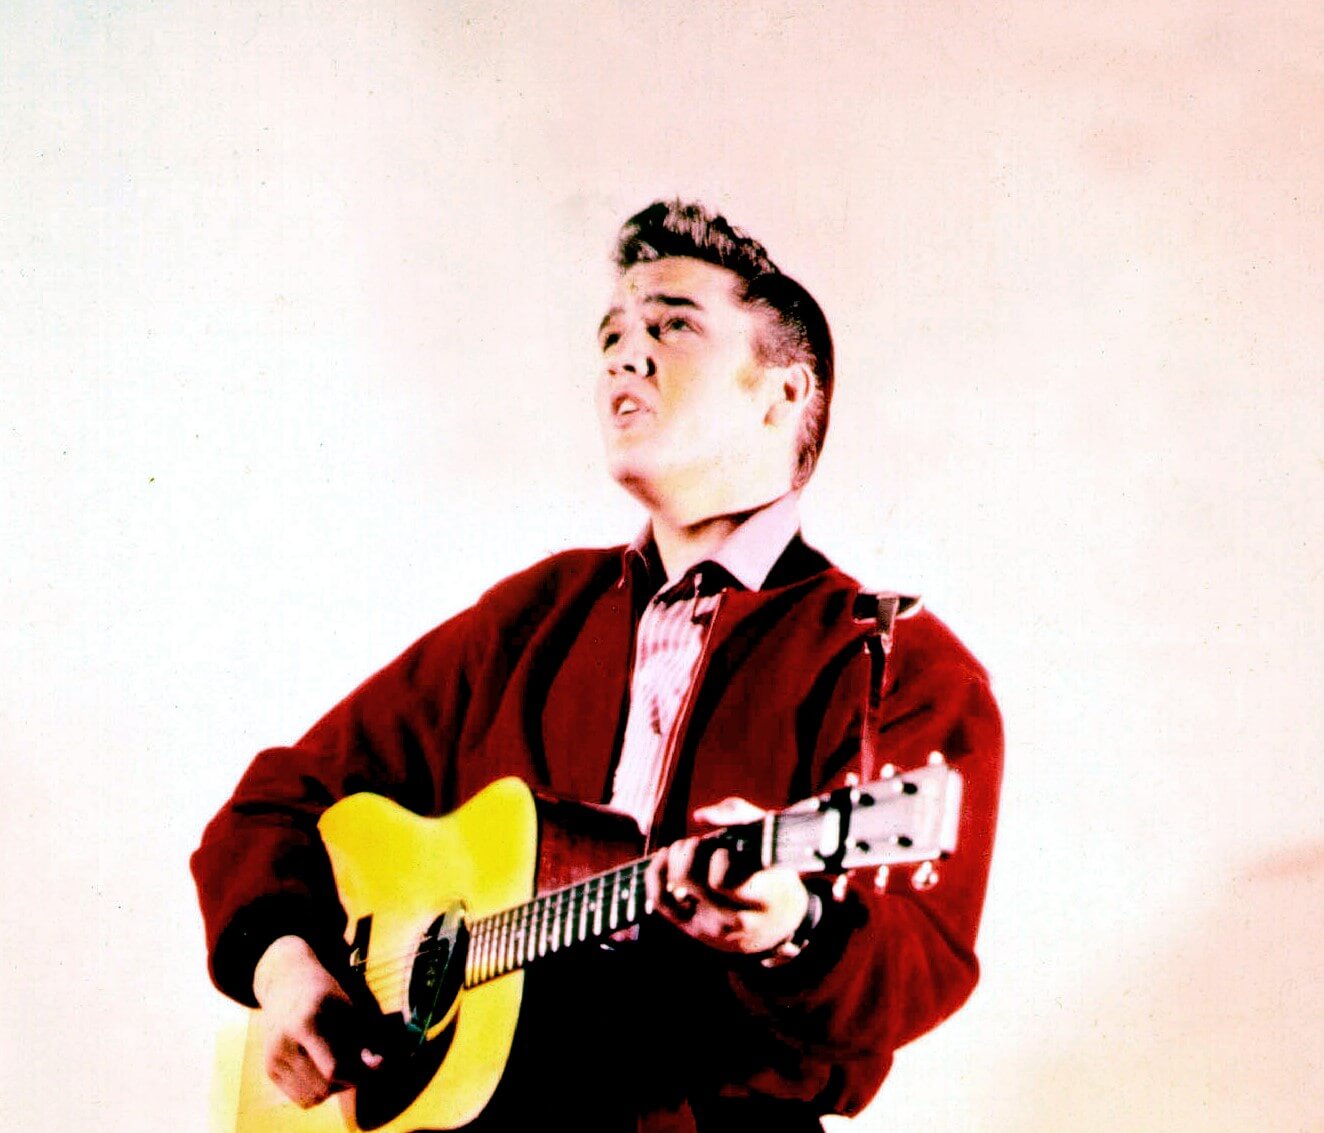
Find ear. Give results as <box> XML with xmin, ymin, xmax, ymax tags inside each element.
<box><xmin>763</xmin><ymin>362</ymin><xmax>813</xmax><ymax>427</ymax></box>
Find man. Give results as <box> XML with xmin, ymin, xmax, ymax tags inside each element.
<box><xmin>192</xmin><ymin>201</ymin><xmax>1003</xmax><ymax>1131</ymax></box>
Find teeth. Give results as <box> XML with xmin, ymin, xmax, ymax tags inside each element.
<box><xmin>616</xmin><ymin>397</ymin><xmax>640</xmax><ymax>415</ymax></box>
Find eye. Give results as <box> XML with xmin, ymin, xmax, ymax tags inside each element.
<box><xmin>655</xmin><ymin>316</ymin><xmax>693</xmax><ymax>338</ymax></box>
<box><xmin>599</xmin><ymin>330</ymin><xmax>620</xmax><ymax>352</ymax></box>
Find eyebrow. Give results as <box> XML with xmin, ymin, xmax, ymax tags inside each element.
<box><xmin>598</xmin><ymin>293</ymin><xmax>704</xmax><ymax>334</ymax></box>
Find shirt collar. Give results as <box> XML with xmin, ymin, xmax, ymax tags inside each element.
<box><xmin>626</xmin><ymin>492</ymin><xmax>802</xmax><ymax>595</ymax></box>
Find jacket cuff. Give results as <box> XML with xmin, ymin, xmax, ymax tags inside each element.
<box><xmin>735</xmin><ymin>880</ymin><xmax>862</xmax><ymax>992</ymax></box>
<box><xmin>210</xmin><ymin>896</ymin><xmax>345</xmax><ymax>1008</ymax></box>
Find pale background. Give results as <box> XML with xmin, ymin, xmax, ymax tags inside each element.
<box><xmin>2</xmin><ymin>3</ymin><xmax>1320</xmax><ymax>1130</ymax></box>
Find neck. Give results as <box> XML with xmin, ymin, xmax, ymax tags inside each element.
<box><xmin>649</xmin><ymin>490</ymin><xmax>795</xmax><ymax>580</ymax></box>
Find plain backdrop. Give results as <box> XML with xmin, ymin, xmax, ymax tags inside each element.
<box><xmin>2</xmin><ymin>3</ymin><xmax>1320</xmax><ymax>1130</ymax></box>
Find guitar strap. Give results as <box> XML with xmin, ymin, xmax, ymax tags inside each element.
<box><xmin>851</xmin><ymin>589</ymin><xmax>923</xmax><ymax>781</ymax></box>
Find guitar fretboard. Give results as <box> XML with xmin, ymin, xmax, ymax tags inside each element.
<box><xmin>464</xmin><ymin>856</ymin><xmax>657</xmax><ymax>987</ymax></box>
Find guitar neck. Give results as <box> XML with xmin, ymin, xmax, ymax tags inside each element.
<box><xmin>461</xmin><ymin>758</ymin><xmax>961</xmax><ymax>988</ymax></box>
<box><xmin>462</xmin><ymin>820</ymin><xmax>766</xmax><ymax>988</ymax></box>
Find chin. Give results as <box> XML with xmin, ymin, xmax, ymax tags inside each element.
<box><xmin>604</xmin><ymin>442</ymin><xmax>648</xmax><ymax>483</ymax></box>
<box><xmin>607</xmin><ymin>457</ymin><xmax>663</xmax><ymax>508</ymax></box>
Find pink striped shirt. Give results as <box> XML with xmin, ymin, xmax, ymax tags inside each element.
<box><xmin>609</xmin><ymin>493</ymin><xmax>802</xmax><ymax>834</ymax></box>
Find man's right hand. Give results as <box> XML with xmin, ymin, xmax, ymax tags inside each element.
<box><xmin>252</xmin><ymin>935</ymin><xmax>383</xmax><ymax>1109</ymax></box>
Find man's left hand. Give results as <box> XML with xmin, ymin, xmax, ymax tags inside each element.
<box><xmin>644</xmin><ymin>797</ymin><xmax>809</xmax><ymax>955</ymax></box>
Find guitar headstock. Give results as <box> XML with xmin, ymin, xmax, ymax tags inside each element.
<box><xmin>772</xmin><ymin>753</ymin><xmax>963</xmax><ymax>876</ymax></box>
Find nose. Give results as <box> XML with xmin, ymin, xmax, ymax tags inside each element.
<box><xmin>606</xmin><ymin>325</ymin><xmax>656</xmax><ymax>380</ymax></box>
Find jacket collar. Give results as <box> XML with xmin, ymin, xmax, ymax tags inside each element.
<box><xmin>624</xmin><ymin>492</ymin><xmax>804</xmax><ymax>597</ymax></box>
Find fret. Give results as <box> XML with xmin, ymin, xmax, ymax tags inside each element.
<box><xmin>505</xmin><ymin>908</ymin><xmax>517</xmax><ymax>972</ymax></box>
<box><xmin>490</xmin><ymin>912</ymin><xmax>503</xmax><ymax>979</ymax></box>
<box><xmin>593</xmin><ymin>874</ymin><xmax>605</xmax><ymax>937</ymax></box>
<box><xmin>625</xmin><ymin>861</ymin><xmax>639</xmax><ymax>922</ymax></box>
<box><xmin>472</xmin><ymin>923</ymin><xmax>485</xmax><ymax>984</ymax></box>
<box><xmin>578</xmin><ymin>879</ymin><xmax>590</xmax><ymax>941</ymax></box>
<box><xmin>516</xmin><ymin>906</ymin><xmax>531</xmax><ymax>967</ymax></box>
<box><xmin>494</xmin><ymin>910</ymin><xmax>507</xmax><ymax>976</ymax></box>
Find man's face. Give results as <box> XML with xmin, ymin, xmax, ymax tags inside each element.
<box><xmin>596</xmin><ymin>256</ymin><xmax>783</xmax><ymax>514</ymax></box>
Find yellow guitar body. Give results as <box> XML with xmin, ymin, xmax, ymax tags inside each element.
<box><xmin>235</xmin><ymin>777</ymin><xmax>538</xmax><ymax>1133</ymax></box>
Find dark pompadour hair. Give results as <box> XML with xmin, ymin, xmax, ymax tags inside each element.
<box><xmin>613</xmin><ymin>200</ymin><xmax>834</xmax><ymax>488</ymax></box>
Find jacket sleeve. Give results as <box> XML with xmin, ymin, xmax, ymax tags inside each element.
<box><xmin>719</xmin><ymin>620</ymin><xmax>1004</xmax><ymax>1114</ymax></box>
<box><xmin>189</xmin><ymin>604</ymin><xmax>488</xmax><ymax>1007</ymax></box>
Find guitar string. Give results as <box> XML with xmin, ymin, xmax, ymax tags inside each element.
<box><xmin>361</xmin><ymin>902</ymin><xmax>638</xmax><ymax>1000</ymax></box>
<box><xmin>356</xmin><ymin>790</ymin><xmax>931</xmax><ymax>1013</ymax></box>
<box><xmin>357</xmin><ymin>857</ymin><xmax>660</xmax><ymax>997</ymax></box>
<box><xmin>360</xmin><ymin>886</ymin><xmax>651</xmax><ymax>992</ymax></box>
<box><xmin>347</xmin><ymin>787</ymin><xmax>914</xmax><ymax>988</ymax></box>
<box><xmin>354</xmin><ymin>823</ymin><xmax>773</xmax><ymax>994</ymax></box>
<box><xmin>351</xmin><ymin>811</ymin><xmax>837</xmax><ymax>999</ymax></box>
<box><xmin>353</xmin><ymin>812</ymin><xmax>838</xmax><ymax>998</ymax></box>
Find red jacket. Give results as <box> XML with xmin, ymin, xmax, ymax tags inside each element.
<box><xmin>192</xmin><ymin>537</ymin><xmax>1002</xmax><ymax>1131</ymax></box>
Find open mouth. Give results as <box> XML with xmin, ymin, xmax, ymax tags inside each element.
<box><xmin>611</xmin><ymin>393</ymin><xmax>650</xmax><ymax>419</ymax></box>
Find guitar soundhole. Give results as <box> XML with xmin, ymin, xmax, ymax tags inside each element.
<box><xmin>407</xmin><ymin>904</ymin><xmax>469</xmax><ymax>1041</ymax></box>
<box><xmin>354</xmin><ymin>903</ymin><xmax>468</xmax><ymax>1130</ymax></box>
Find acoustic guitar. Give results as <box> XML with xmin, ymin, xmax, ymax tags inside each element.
<box><xmin>234</xmin><ymin>754</ymin><xmax>963</xmax><ymax>1132</ymax></box>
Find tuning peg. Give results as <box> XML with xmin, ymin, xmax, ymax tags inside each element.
<box><xmin>927</xmin><ymin>751</ymin><xmax>945</xmax><ymax>766</ymax></box>
<box><xmin>843</xmin><ymin>771</ymin><xmax>863</xmax><ymax>803</ymax></box>
<box><xmin>880</xmin><ymin>763</ymin><xmax>897</xmax><ymax>779</ymax></box>
<box><xmin>843</xmin><ymin>771</ymin><xmax>879</xmax><ymax>806</ymax></box>
<box><xmin>873</xmin><ymin>866</ymin><xmax>890</xmax><ymax>892</ymax></box>
<box><xmin>832</xmin><ymin>874</ymin><xmax>849</xmax><ymax>902</ymax></box>
<box><xmin>911</xmin><ymin>861</ymin><xmax>940</xmax><ymax>891</ymax></box>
